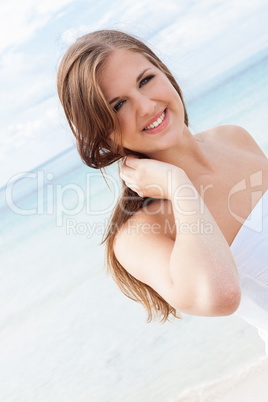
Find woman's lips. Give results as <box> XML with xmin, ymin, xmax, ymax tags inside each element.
<box><xmin>142</xmin><ymin>108</ymin><xmax>169</xmax><ymax>134</ymax></box>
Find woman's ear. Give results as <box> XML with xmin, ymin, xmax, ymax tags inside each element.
<box><xmin>106</xmin><ymin>133</ymin><xmax>119</xmax><ymax>156</ymax></box>
<box><xmin>107</xmin><ymin>131</ymin><xmax>119</xmax><ymax>152</ymax></box>
<box><xmin>107</xmin><ymin>130</ymin><xmax>124</xmax><ymax>156</ymax></box>
<box><xmin>107</xmin><ymin>130</ymin><xmax>115</xmax><ymax>144</ymax></box>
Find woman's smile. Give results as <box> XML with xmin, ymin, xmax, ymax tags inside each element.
<box><xmin>142</xmin><ymin>108</ymin><xmax>169</xmax><ymax>134</ymax></box>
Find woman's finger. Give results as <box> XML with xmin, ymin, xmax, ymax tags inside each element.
<box><xmin>120</xmin><ymin>160</ymin><xmax>136</xmax><ymax>177</ymax></box>
<box><xmin>119</xmin><ymin>170</ymin><xmax>135</xmax><ymax>186</ymax></box>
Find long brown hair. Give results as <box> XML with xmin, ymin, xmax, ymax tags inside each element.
<box><xmin>57</xmin><ymin>29</ymin><xmax>189</xmax><ymax>322</ymax></box>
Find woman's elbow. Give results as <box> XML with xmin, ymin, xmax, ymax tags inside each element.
<box><xmin>214</xmin><ymin>284</ymin><xmax>241</xmax><ymax>316</ymax></box>
<box><xmin>171</xmin><ymin>281</ymin><xmax>241</xmax><ymax>317</ymax></box>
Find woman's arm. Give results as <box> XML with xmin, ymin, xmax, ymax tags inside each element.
<box><xmin>168</xmin><ymin>174</ymin><xmax>241</xmax><ymax>315</ymax></box>
<box><xmin>115</xmin><ymin>157</ymin><xmax>241</xmax><ymax>316</ymax></box>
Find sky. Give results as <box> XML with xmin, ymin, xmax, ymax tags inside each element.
<box><xmin>1</xmin><ymin>0</ymin><xmax>268</xmax><ymax>188</ymax></box>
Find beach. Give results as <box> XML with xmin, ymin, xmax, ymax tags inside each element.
<box><xmin>176</xmin><ymin>357</ymin><xmax>268</xmax><ymax>402</ymax></box>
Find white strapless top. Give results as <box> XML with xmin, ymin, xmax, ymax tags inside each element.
<box><xmin>230</xmin><ymin>190</ymin><xmax>268</xmax><ymax>356</ymax></box>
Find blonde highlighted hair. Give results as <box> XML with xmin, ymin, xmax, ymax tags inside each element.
<box><xmin>57</xmin><ymin>29</ymin><xmax>188</xmax><ymax>322</ymax></box>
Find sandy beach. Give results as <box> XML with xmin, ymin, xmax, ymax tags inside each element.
<box><xmin>175</xmin><ymin>357</ymin><xmax>268</xmax><ymax>402</ymax></box>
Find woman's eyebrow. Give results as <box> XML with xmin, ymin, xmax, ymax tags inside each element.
<box><xmin>136</xmin><ymin>68</ymin><xmax>150</xmax><ymax>83</ymax></box>
<box><xmin>109</xmin><ymin>68</ymin><xmax>151</xmax><ymax>105</ymax></box>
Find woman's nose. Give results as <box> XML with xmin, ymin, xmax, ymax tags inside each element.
<box><xmin>136</xmin><ymin>94</ymin><xmax>155</xmax><ymax>117</ymax></box>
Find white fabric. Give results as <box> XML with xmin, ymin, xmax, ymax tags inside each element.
<box><xmin>230</xmin><ymin>190</ymin><xmax>268</xmax><ymax>356</ymax></box>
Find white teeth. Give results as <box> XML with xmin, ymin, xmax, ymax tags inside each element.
<box><xmin>144</xmin><ymin>111</ymin><xmax>165</xmax><ymax>130</ymax></box>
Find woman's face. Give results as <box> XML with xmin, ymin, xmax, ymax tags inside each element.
<box><xmin>99</xmin><ymin>49</ymin><xmax>185</xmax><ymax>156</ymax></box>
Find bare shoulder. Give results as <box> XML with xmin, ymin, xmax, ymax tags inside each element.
<box><xmin>208</xmin><ymin>124</ymin><xmax>267</xmax><ymax>158</ymax></box>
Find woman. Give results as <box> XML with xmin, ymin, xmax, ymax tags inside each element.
<box><xmin>57</xmin><ymin>30</ymin><xmax>268</xmax><ymax>355</ymax></box>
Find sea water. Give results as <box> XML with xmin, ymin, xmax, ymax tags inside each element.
<box><xmin>1</xmin><ymin>46</ymin><xmax>268</xmax><ymax>401</ymax></box>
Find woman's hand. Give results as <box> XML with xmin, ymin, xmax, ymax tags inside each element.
<box><xmin>120</xmin><ymin>156</ymin><xmax>187</xmax><ymax>199</ymax></box>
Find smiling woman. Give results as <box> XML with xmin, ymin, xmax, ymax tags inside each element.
<box><xmin>57</xmin><ymin>30</ymin><xmax>189</xmax><ymax>321</ymax></box>
<box><xmin>57</xmin><ymin>29</ymin><xmax>268</xmax><ymax>355</ymax></box>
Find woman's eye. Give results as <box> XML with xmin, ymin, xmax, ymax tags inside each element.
<box><xmin>139</xmin><ymin>75</ymin><xmax>155</xmax><ymax>88</ymax></box>
<box><xmin>114</xmin><ymin>100</ymin><xmax>125</xmax><ymax>112</ymax></box>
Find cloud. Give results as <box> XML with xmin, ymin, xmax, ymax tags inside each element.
<box><xmin>0</xmin><ymin>51</ymin><xmax>55</xmax><ymax>126</ymax></box>
<box><xmin>151</xmin><ymin>0</ymin><xmax>268</xmax><ymax>52</ymax></box>
<box><xmin>0</xmin><ymin>95</ymin><xmax>74</xmax><ymax>188</ymax></box>
<box><xmin>0</xmin><ymin>0</ymin><xmax>75</xmax><ymax>53</ymax></box>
